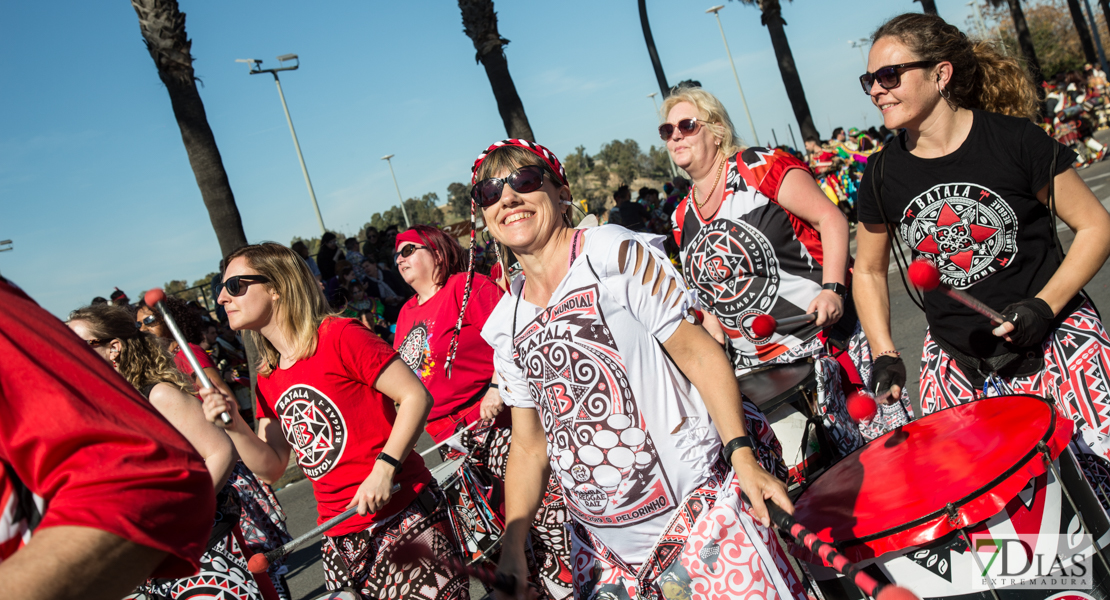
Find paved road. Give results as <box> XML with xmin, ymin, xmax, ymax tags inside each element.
<box><xmin>276</xmin><ymin>141</ymin><xmax>1110</xmax><ymax>599</ymax></box>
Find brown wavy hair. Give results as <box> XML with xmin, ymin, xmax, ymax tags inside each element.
<box><xmin>872</xmin><ymin>13</ymin><xmax>1040</xmax><ymax>120</ymax></box>
<box><xmin>223</xmin><ymin>242</ymin><xmax>334</xmax><ymax>376</ymax></box>
<box><xmin>68</xmin><ymin>304</ymin><xmax>192</xmax><ymax>394</ymax></box>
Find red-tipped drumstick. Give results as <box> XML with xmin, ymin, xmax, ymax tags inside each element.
<box><xmin>248</xmin><ymin>483</ymin><xmax>401</xmax><ymax>574</ymax></box>
<box><xmin>144</xmin><ymin>289</ymin><xmax>231</xmax><ymax>425</ymax></box>
<box><xmin>761</xmin><ymin>499</ymin><xmax>920</xmax><ymax>600</ymax></box>
<box><xmin>392</xmin><ymin>541</ymin><xmax>517</xmax><ymax>594</ymax></box>
<box><xmin>749</xmin><ymin>313</ymin><xmax>818</xmax><ymax>338</ymax></box>
<box><xmin>906</xmin><ymin>260</ymin><xmax>1003</xmax><ymax>324</ymax></box>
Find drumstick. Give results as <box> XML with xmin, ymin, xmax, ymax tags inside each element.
<box><xmin>419</xmin><ymin>419</ymin><xmax>481</xmax><ymax>457</ymax></box>
<box><xmin>757</xmin><ymin>498</ymin><xmax>920</xmax><ymax>600</ymax></box>
<box><xmin>247</xmin><ymin>483</ymin><xmax>401</xmax><ymax>573</ymax></box>
<box><xmin>750</xmin><ymin>313</ymin><xmax>817</xmax><ymax>338</ymax></box>
<box><xmin>143</xmin><ymin>289</ymin><xmax>231</xmax><ymax>425</ymax></box>
<box><xmin>391</xmin><ymin>540</ymin><xmax>516</xmax><ymax>594</ymax></box>
<box><xmin>907</xmin><ymin>260</ymin><xmax>1004</xmax><ymax>324</ymax></box>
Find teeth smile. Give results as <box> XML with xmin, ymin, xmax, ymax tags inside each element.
<box><xmin>504</xmin><ymin>212</ymin><xmax>534</xmax><ymax>224</ymax></box>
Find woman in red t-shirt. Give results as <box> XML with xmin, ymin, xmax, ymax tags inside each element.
<box><xmin>392</xmin><ymin>226</ymin><xmax>571</xmax><ymax>597</ymax></box>
<box><xmin>200</xmin><ymin>242</ymin><xmax>468</xmax><ymax>600</ymax></box>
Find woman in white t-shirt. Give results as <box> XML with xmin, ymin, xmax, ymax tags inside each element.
<box><xmin>463</xmin><ymin>139</ymin><xmax>805</xmax><ymax>600</ymax></box>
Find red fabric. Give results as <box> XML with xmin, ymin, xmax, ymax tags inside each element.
<box><xmin>174</xmin><ymin>342</ymin><xmax>216</xmax><ymax>379</ymax></box>
<box><xmin>256</xmin><ymin>317</ymin><xmax>431</xmax><ymax>536</ymax></box>
<box><xmin>393</xmin><ymin>273</ymin><xmax>503</xmax><ymax>430</ymax></box>
<box><xmin>734</xmin><ymin>148</ymin><xmax>823</xmax><ymax>265</ymax></box>
<box><xmin>792</xmin><ymin>394</ymin><xmax>1072</xmax><ymax>561</ymax></box>
<box><xmin>0</xmin><ymin>279</ymin><xmax>214</xmax><ymax>577</ymax></box>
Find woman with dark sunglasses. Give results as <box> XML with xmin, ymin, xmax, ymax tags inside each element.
<box><xmin>199</xmin><ymin>242</ymin><xmax>470</xmax><ymax>600</ymax></box>
<box><xmin>391</xmin><ymin>225</ymin><xmax>571</xmax><ymax>598</ymax></box>
<box><xmin>663</xmin><ymin>86</ymin><xmax>911</xmax><ymax>464</ymax></box>
<box><xmin>463</xmin><ymin>139</ymin><xmax>805</xmax><ymax>600</ymax></box>
<box><xmin>854</xmin><ymin>13</ymin><xmax>1110</xmax><ymax>503</ymax></box>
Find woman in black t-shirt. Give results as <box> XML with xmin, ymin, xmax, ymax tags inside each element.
<box><xmin>854</xmin><ymin>13</ymin><xmax>1110</xmax><ymax>500</ymax></box>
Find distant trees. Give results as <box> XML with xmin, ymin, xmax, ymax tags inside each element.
<box><xmin>982</xmin><ymin>0</ymin><xmax>1109</xmax><ymax>80</ymax></box>
<box><xmin>369</xmin><ymin>192</ymin><xmax>446</xmax><ymax>230</ymax></box>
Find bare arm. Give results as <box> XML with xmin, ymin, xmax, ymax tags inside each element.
<box><xmin>346</xmin><ymin>357</ymin><xmax>433</xmax><ymax>515</ymax></box>
<box><xmin>148</xmin><ymin>383</ymin><xmax>234</xmax><ymax>490</ymax></box>
<box><xmin>0</xmin><ymin>526</ymin><xmax>167</xmax><ymax>600</ymax></box>
<box><xmin>1031</xmin><ymin>170</ymin><xmax>1109</xmax><ymax>311</ymax></box>
<box><xmin>200</xmin><ymin>389</ymin><xmax>290</xmax><ymax>484</ymax></box>
<box><xmin>662</xmin><ymin>319</ymin><xmax>791</xmax><ymax>526</ymax></box>
<box><xmin>852</xmin><ymin>223</ymin><xmax>904</xmax><ymax>399</ymax></box>
<box><xmin>480</xmin><ymin>371</ymin><xmax>505</xmax><ymax>420</ymax></box>
<box><xmin>495</xmin><ymin>407</ymin><xmax>550</xmax><ymax>600</ymax></box>
<box><xmin>776</xmin><ymin>169</ymin><xmax>850</xmax><ymax>326</ymax></box>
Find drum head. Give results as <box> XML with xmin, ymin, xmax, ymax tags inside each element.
<box><xmin>793</xmin><ymin>394</ymin><xmax>1072</xmax><ymax>562</ymax></box>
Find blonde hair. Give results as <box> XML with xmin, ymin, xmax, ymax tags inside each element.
<box><xmin>661</xmin><ymin>87</ymin><xmax>744</xmax><ymax>156</ymax></box>
<box><xmin>223</xmin><ymin>242</ymin><xmax>334</xmax><ymax>376</ymax></box>
<box><xmin>68</xmin><ymin>304</ymin><xmax>193</xmax><ymax>394</ymax></box>
<box><xmin>873</xmin><ymin>13</ymin><xmax>1040</xmax><ymax>120</ymax></box>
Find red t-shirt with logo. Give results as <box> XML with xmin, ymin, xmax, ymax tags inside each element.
<box><xmin>257</xmin><ymin>317</ymin><xmax>431</xmax><ymax>535</ymax></box>
<box><xmin>393</xmin><ymin>273</ymin><xmax>503</xmax><ymax>434</ymax></box>
<box><xmin>174</xmin><ymin>342</ymin><xmax>216</xmax><ymax>382</ymax></box>
<box><xmin>0</xmin><ymin>279</ymin><xmax>213</xmax><ymax>577</ymax></box>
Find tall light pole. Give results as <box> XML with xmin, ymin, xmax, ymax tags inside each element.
<box><xmin>967</xmin><ymin>0</ymin><xmax>989</xmax><ymax>40</ymax></box>
<box><xmin>706</xmin><ymin>5</ymin><xmax>759</xmax><ymax>146</ymax></box>
<box><xmin>849</xmin><ymin>38</ymin><xmax>869</xmax><ymax>66</ymax></box>
<box><xmin>648</xmin><ymin>92</ymin><xmax>679</xmax><ymax>178</ymax></box>
<box><xmin>381</xmin><ymin>155</ymin><xmax>411</xmax><ymax>228</ymax></box>
<box><xmin>237</xmin><ymin>55</ymin><xmax>326</xmax><ymax>234</ymax></box>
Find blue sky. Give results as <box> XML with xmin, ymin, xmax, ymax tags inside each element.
<box><xmin>1</xmin><ymin>0</ymin><xmax>981</xmax><ymax>317</ymax></box>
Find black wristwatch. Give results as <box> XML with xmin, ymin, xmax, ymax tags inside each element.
<box><xmin>376</xmin><ymin>452</ymin><xmax>403</xmax><ymax>473</ymax></box>
<box><xmin>721</xmin><ymin>436</ymin><xmax>755</xmax><ymax>464</ymax></box>
<box><xmin>822</xmin><ymin>282</ymin><xmax>848</xmax><ymax>299</ymax></box>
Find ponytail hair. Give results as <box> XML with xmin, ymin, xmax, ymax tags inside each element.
<box><xmin>872</xmin><ymin>13</ymin><xmax>1040</xmax><ymax>121</ymax></box>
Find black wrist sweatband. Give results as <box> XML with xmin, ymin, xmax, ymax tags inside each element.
<box><xmin>721</xmin><ymin>436</ymin><xmax>754</xmax><ymax>464</ymax></box>
<box><xmin>376</xmin><ymin>452</ymin><xmax>403</xmax><ymax>473</ymax></box>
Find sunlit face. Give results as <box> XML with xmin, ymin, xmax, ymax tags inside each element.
<box><xmin>664</xmin><ymin>101</ymin><xmax>720</xmax><ymax>172</ymax></box>
<box><xmin>866</xmin><ymin>36</ymin><xmax>945</xmax><ymax>132</ymax></box>
<box><xmin>67</xmin><ymin>319</ymin><xmax>120</xmax><ymax>366</ymax></box>
<box><xmin>395</xmin><ymin>242</ymin><xmax>437</xmax><ymax>288</ymax></box>
<box><xmin>218</xmin><ymin>257</ymin><xmax>278</xmax><ymax>332</ymax></box>
<box><xmin>135</xmin><ymin>305</ymin><xmax>168</xmax><ymax>339</ymax></box>
<box><xmin>479</xmin><ymin>163</ymin><xmax>571</xmax><ymax>255</ymax></box>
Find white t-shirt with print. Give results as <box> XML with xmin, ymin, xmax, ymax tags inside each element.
<box><xmin>481</xmin><ymin>225</ymin><xmax>721</xmax><ymax>564</ymax></box>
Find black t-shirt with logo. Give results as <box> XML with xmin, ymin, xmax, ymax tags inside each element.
<box><xmin>858</xmin><ymin>109</ymin><xmax>1075</xmax><ymax>359</ymax></box>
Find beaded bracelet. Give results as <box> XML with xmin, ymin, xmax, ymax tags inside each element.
<box><xmin>874</xmin><ymin>350</ymin><xmax>901</xmax><ymax>359</ymax></box>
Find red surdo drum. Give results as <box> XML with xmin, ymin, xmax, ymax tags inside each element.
<box><xmin>793</xmin><ymin>395</ymin><xmax>1110</xmax><ymax>599</ymax></box>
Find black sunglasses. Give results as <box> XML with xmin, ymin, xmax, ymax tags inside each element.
<box><xmin>658</xmin><ymin>117</ymin><xmax>703</xmax><ymax>141</ymax></box>
<box><xmin>471</xmin><ymin>165</ymin><xmax>547</xmax><ymax>207</ymax></box>
<box><xmin>859</xmin><ymin>61</ymin><xmax>938</xmax><ymax>94</ymax></box>
<box><xmin>137</xmin><ymin>314</ymin><xmax>158</xmax><ymax>327</ymax></box>
<box><xmin>393</xmin><ymin>244</ymin><xmax>427</xmax><ymax>262</ymax></box>
<box><xmin>86</xmin><ymin>338</ymin><xmax>114</xmax><ymax>347</ymax></box>
<box><xmin>224</xmin><ymin>275</ymin><xmax>271</xmax><ymax>297</ymax></box>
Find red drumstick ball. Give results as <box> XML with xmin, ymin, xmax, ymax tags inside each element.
<box><xmin>247</xmin><ymin>553</ymin><xmax>270</xmax><ymax>574</ymax></box>
<box><xmin>144</xmin><ymin>288</ymin><xmax>167</xmax><ymax>307</ymax></box>
<box><xmin>750</xmin><ymin>314</ymin><xmax>777</xmax><ymax>338</ymax></box>
<box><xmin>907</xmin><ymin>259</ymin><xmax>941</xmax><ymax>291</ymax></box>
<box><xmin>846</xmin><ymin>391</ymin><xmax>878</xmax><ymax>422</ymax></box>
<box><xmin>877</xmin><ymin>585</ymin><xmax>922</xmax><ymax>600</ymax></box>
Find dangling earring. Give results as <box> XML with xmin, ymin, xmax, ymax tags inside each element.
<box><xmin>939</xmin><ymin>86</ymin><xmax>956</xmax><ymax>111</ymax></box>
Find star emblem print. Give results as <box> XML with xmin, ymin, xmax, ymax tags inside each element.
<box><xmin>914</xmin><ymin>202</ymin><xmax>999</xmax><ymax>274</ymax></box>
<box><xmin>275</xmin><ymin>385</ymin><xmax>347</xmax><ymax>478</ymax></box>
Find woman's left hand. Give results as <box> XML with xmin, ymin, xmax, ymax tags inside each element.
<box><xmin>807</xmin><ymin>289</ymin><xmax>844</xmax><ymax>327</ymax></box>
<box><xmin>480</xmin><ymin>387</ymin><xmax>505</xmax><ymax>420</ymax></box>
<box><xmin>732</xmin><ymin>448</ymin><xmax>792</xmax><ymax>528</ymax></box>
<box><xmin>346</xmin><ymin>463</ymin><xmax>395</xmax><ymax>516</ymax></box>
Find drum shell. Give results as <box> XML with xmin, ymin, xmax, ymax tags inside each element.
<box><xmin>805</xmin><ymin>447</ymin><xmax>1110</xmax><ymax>599</ymax></box>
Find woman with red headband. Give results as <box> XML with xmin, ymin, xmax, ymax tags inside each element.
<box><xmin>393</xmin><ymin>225</ymin><xmax>572</xmax><ymax>599</ymax></box>
<box><xmin>464</xmin><ymin>139</ymin><xmax>806</xmax><ymax>600</ymax></box>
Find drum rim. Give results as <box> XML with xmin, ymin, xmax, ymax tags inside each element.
<box><xmin>794</xmin><ymin>394</ymin><xmax>1071</xmax><ymax>558</ymax></box>
<box><xmin>843</xmin><ymin>394</ymin><xmax>1059</xmax><ymax>545</ymax></box>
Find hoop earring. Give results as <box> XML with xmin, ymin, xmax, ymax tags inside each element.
<box><xmin>939</xmin><ymin>86</ymin><xmax>957</xmax><ymax>111</ymax></box>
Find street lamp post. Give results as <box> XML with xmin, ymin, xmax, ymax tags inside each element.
<box><xmin>706</xmin><ymin>5</ymin><xmax>759</xmax><ymax>146</ymax></box>
<box><xmin>236</xmin><ymin>55</ymin><xmax>326</xmax><ymax>235</ymax></box>
<box><xmin>648</xmin><ymin>92</ymin><xmax>679</xmax><ymax>178</ymax></box>
<box><xmin>381</xmin><ymin>155</ymin><xmax>412</xmax><ymax>228</ymax></box>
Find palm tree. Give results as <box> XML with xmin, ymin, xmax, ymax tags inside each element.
<box><xmin>639</xmin><ymin>0</ymin><xmax>670</xmax><ymax>97</ymax></box>
<box><xmin>989</xmin><ymin>0</ymin><xmax>1047</xmax><ymax>90</ymax></box>
<box><xmin>130</xmin><ymin>0</ymin><xmax>248</xmax><ymax>259</ymax></box>
<box><xmin>731</xmin><ymin>0</ymin><xmax>820</xmax><ymax>143</ymax></box>
<box><xmin>1066</xmin><ymin>0</ymin><xmax>1098</xmax><ymax>64</ymax></box>
<box><xmin>915</xmin><ymin>0</ymin><xmax>940</xmax><ymax>15</ymax></box>
<box><xmin>1102</xmin><ymin>0</ymin><xmax>1110</xmax><ymax>39</ymax></box>
<box><xmin>458</xmin><ymin>0</ymin><xmax>534</xmax><ymax>141</ymax></box>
